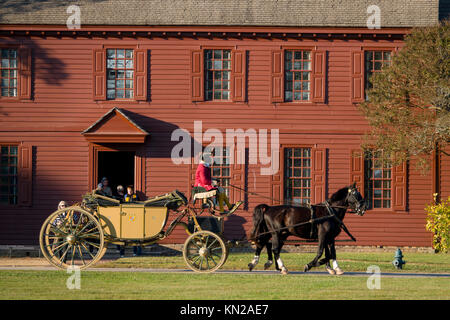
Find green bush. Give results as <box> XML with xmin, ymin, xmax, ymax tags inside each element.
<box><xmin>426</xmin><ymin>195</ymin><xmax>450</xmax><ymax>253</ymax></box>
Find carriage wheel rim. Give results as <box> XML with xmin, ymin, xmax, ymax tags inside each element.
<box><xmin>183</xmin><ymin>230</ymin><xmax>227</xmax><ymax>273</ymax></box>
<box><xmin>39</xmin><ymin>206</ymin><xmax>107</xmax><ymax>270</ymax></box>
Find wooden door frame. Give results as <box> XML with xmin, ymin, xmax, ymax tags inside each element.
<box><xmin>88</xmin><ymin>143</ymin><xmax>145</xmax><ymax>195</ymax></box>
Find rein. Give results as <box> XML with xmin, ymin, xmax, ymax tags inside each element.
<box><xmin>229</xmin><ymin>184</ymin><xmax>348</xmax><ymax>210</ymax></box>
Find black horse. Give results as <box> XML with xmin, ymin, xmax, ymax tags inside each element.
<box><xmin>248</xmin><ymin>183</ymin><xmax>366</xmax><ymax>275</ymax></box>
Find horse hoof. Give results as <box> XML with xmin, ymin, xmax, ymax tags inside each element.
<box><xmin>248</xmin><ymin>263</ymin><xmax>254</xmax><ymax>272</ymax></box>
<box><xmin>264</xmin><ymin>261</ymin><xmax>273</xmax><ymax>270</ymax></box>
<box><xmin>281</xmin><ymin>268</ymin><xmax>289</xmax><ymax>275</ymax></box>
<box><xmin>334</xmin><ymin>267</ymin><xmax>344</xmax><ymax>275</ymax></box>
<box><xmin>303</xmin><ymin>265</ymin><xmax>309</xmax><ymax>273</ymax></box>
<box><xmin>326</xmin><ymin>267</ymin><xmax>336</xmax><ymax>275</ymax></box>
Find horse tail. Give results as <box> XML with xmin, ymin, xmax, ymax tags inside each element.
<box><xmin>250</xmin><ymin>204</ymin><xmax>270</xmax><ymax>240</ymax></box>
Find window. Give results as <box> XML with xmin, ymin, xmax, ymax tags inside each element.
<box><xmin>0</xmin><ymin>145</ymin><xmax>18</xmax><ymax>205</ymax></box>
<box><xmin>106</xmin><ymin>49</ymin><xmax>134</xmax><ymax>100</ymax></box>
<box><xmin>284</xmin><ymin>147</ymin><xmax>312</xmax><ymax>204</ymax></box>
<box><xmin>270</xmin><ymin>49</ymin><xmax>325</xmax><ymax>104</ymax></box>
<box><xmin>365</xmin><ymin>50</ymin><xmax>391</xmax><ymax>99</ymax></box>
<box><xmin>203</xmin><ymin>147</ymin><xmax>231</xmax><ymax>197</ymax></box>
<box><xmin>0</xmin><ymin>49</ymin><xmax>18</xmax><ymax>97</ymax></box>
<box><xmin>190</xmin><ymin>49</ymin><xmax>246</xmax><ymax>102</ymax></box>
<box><xmin>205</xmin><ymin>49</ymin><xmax>231</xmax><ymax>101</ymax></box>
<box><xmin>364</xmin><ymin>150</ymin><xmax>392</xmax><ymax>209</ymax></box>
<box><xmin>351</xmin><ymin>149</ymin><xmax>406</xmax><ymax>212</ymax></box>
<box><xmin>284</xmin><ymin>50</ymin><xmax>312</xmax><ymax>102</ymax></box>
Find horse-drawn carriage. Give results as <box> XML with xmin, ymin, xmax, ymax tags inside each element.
<box><xmin>39</xmin><ymin>189</ymin><xmax>239</xmax><ymax>272</ymax></box>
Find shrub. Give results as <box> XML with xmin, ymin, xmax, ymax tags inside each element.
<box><xmin>425</xmin><ymin>195</ymin><xmax>450</xmax><ymax>253</ymax></box>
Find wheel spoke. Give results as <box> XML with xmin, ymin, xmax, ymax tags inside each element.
<box><xmin>190</xmin><ymin>238</ymin><xmax>202</xmax><ymax>250</ymax></box>
<box><xmin>51</xmin><ymin>241</ymin><xmax>68</xmax><ymax>252</ymax></box>
<box><xmin>74</xmin><ymin>213</ymin><xmax>84</xmax><ymax>233</ymax></box>
<box><xmin>207</xmin><ymin>238</ymin><xmax>218</xmax><ymax>249</ymax></box>
<box><xmin>78</xmin><ymin>231</ymin><xmax>100</xmax><ymax>238</ymax></box>
<box><xmin>211</xmin><ymin>252</ymin><xmax>223</xmax><ymax>259</ymax></box>
<box><xmin>49</xmin><ymin>242</ymin><xmax>68</xmax><ymax>258</ymax></box>
<box><xmin>84</xmin><ymin>240</ymin><xmax>100</xmax><ymax>249</ymax></box>
<box><xmin>199</xmin><ymin>256</ymin><xmax>204</xmax><ymax>270</ymax></box>
<box><xmin>79</xmin><ymin>241</ymin><xmax>96</xmax><ymax>260</ymax></box>
<box><xmin>45</xmin><ymin>240</ymin><xmax>66</xmax><ymax>248</ymax></box>
<box><xmin>70</xmin><ymin>246</ymin><xmax>76</xmax><ymax>266</ymax></box>
<box><xmin>208</xmin><ymin>254</ymin><xmax>217</xmax><ymax>266</ymax></box>
<box><xmin>77</xmin><ymin>245</ymin><xmax>86</xmax><ymax>265</ymax></box>
<box><xmin>191</xmin><ymin>254</ymin><xmax>201</xmax><ymax>266</ymax></box>
<box><xmin>59</xmin><ymin>245</ymin><xmax>71</xmax><ymax>266</ymax></box>
<box><xmin>44</xmin><ymin>234</ymin><xmax>61</xmax><ymax>239</ymax></box>
<box><xmin>49</xmin><ymin>226</ymin><xmax>68</xmax><ymax>237</ymax></box>
<box><xmin>205</xmin><ymin>254</ymin><xmax>210</xmax><ymax>269</ymax></box>
<box><xmin>204</xmin><ymin>235</ymin><xmax>210</xmax><ymax>248</ymax></box>
<box><xmin>77</xmin><ymin>220</ymin><xmax>96</xmax><ymax>235</ymax></box>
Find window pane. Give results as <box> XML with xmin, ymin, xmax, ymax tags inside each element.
<box><xmin>124</xmin><ymin>90</ymin><xmax>133</xmax><ymax>99</ymax></box>
<box><xmin>116</xmin><ymin>90</ymin><xmax>124</xmax><ymax>98</ymax></box>
<box><xmin>117</xmin><ymin>49</ymin><xmax>125</xmax><ymax>58</ymax></box>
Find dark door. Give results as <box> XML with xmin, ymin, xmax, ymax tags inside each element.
<box><xmin>97</xmin><ymin>151</ymin><xmax>135</xmax><ymax>197</ymax></box>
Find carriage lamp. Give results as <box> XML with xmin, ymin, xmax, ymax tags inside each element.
<box><xmin>392</xmin><ymin>248</ymin><xmax>406</xmax><ymax>269</ymax></box>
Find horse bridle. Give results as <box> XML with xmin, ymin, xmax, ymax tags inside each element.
<box><xmin>344</xmin><ymin>187</ymin><xmax>365</xmax><ymax>215</ymax></box>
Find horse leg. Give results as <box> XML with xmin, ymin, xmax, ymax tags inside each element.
<box><xmin>304</xmin><ymin>235</ymin><xmax>326</xmax><ymax>272</ymax></box>
<box><xmin>248</xmin><ymin>242</ymin><xmax>264</xmax><ymax>271</ymax></box>
<box><xmin>264</xmin><ymin>241</ymin><xmax>274</xmax><ymax>270</ymax></box>
<box><xmin>272</xmin><ymin>234</ymin><xmax>288</xmax><ymax>275</ymax></box>
<box><xmin>322</xmin><ymin>244</ymin><xmax>336</xmax><ymax>275</ymax></box>
<box><xmin>329</xmin><ymin>240</ymin><xmax>344</xmax><ymax>275</ymax></box>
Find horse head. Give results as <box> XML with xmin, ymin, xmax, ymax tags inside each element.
<box><xmin>346</xmin><ymin>182</ymin><xmax>366</xmax><ymax>216</ymax></box>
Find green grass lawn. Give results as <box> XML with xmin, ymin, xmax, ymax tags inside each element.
<box><xmin>0</xmin><ymin>252</ymin><xmax>449</xmax><ymax>300</ymax></box>
<box><xmin>0</xmin><ymin>270</ymin><xmax>449</xmax><ymax>300</ymax></box>
<box><xmin>98</xmin><ymin>252</ymin><xmax>450</xmax><ymax>274</ymax></box>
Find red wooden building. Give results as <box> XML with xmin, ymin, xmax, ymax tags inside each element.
<box><xmin>0</xmin><ymin>0</ymin><xmax>448</xmax><ymax>247</ymax></box>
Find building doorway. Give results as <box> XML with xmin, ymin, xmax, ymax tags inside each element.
<box><xmin>97</xmin><ymin>151</ymin><xmax>135</xmax><ymax>195</ymax></box>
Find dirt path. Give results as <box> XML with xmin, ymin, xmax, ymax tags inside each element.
<box><xmin>1</xmin><ymin>264</ymin><xmax>449</xmax><ymax>278</ymax></box>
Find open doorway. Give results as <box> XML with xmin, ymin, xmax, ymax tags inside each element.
<box><xmin>97</xmin><ymin>151</ymin><xmax>135</xmax><ymax>196</ymax></box>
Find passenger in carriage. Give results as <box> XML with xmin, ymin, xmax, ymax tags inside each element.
<box><xmin>194</xmin><ymin>159</ymin><xmax>242</xmax><ymax>213</ymax></box>
<box><xmin>115</xmin><ymin>185</ymin><xmax>125</xmax><ymax>201</ymax></box>
<box><xmin>96</xmin><ymin>177</ymin><xmax>113</xmax><ymax>197</ymax></box>
<box><xmin>124</xmin><ymin>185</ymin><xmax>138</xmax><ymax>202</ymax></box>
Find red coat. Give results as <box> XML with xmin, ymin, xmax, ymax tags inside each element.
<box><xmin>195</xmin><ymin>163</ymin><xmax>214</xmax><ymax>190</ymax></box>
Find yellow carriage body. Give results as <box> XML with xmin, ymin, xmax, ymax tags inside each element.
<box><xmin>98</xmin><ymin>204</ymin><xmax>168</xmax><ymax>240</ymax></box>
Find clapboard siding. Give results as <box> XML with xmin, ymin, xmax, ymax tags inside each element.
<box><xmin>0</xmin><ymin>30</ymin><xmax>439</xmax><ymax>247</ymax></box>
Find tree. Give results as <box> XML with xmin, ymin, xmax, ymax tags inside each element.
<box><xmin>358</xmin><ymin>20</ymin><xmax>450</xmax><ymax>170</ymax></box>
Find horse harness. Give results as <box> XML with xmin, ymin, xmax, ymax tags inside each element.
<box><xmin>249</xmin><ymin>200</ymin><xmax>357</xmax><ymax>241</ymax></box>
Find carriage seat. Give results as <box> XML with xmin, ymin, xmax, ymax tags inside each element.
<box><xmin>191</xmin><ymin>186</ymin><xmax>217</xmax><ymax>201</ymax></box>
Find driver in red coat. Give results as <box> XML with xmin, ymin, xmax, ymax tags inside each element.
<box><xmin>194</xmin><ymin>160</ymin><xmax>242</xmax><ymax>213</ymax></box>
<box><xmin>195</xmin><ymin>160</ymin><xmax>215</xmax><ymax>191</ymax></box>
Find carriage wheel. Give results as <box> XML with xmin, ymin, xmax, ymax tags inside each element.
<box><xmin>39</xmin><ymin>206</ymin><xmax>106</xmax><ymax>270</ymax></box>
<box><xmin>183</xmin><ymin>230</ymin><xmax>228</xmax><ymax>273</ymax></box>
